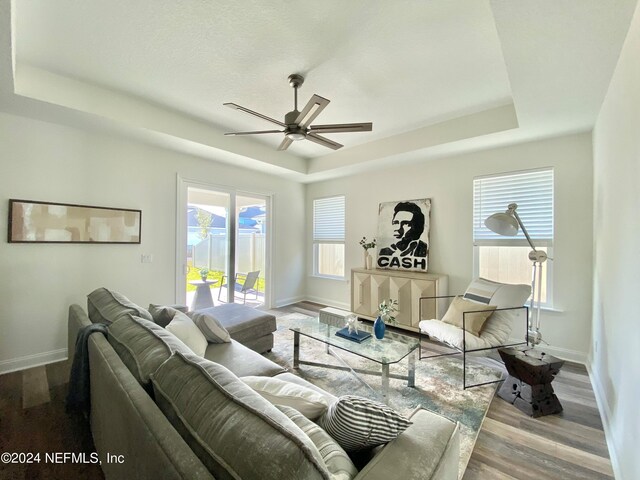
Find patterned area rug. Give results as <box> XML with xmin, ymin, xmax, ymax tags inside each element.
<box><xmin>264</xmin><ymin>313</ymin><xmax>503</xmax><ymax>479</ymax></box>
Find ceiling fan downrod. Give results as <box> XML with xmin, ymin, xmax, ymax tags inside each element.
<box><xmin>285</xmin><ymin>74</ymin><xmax>306</xmax><ymax>140</ymax></box>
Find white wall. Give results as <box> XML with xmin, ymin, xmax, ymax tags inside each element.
<box><xmin>306</xmin><ymin>133</ymin><xmax>593</xmax><ymax>361</ymax></box>
<box><xmin>0</xmin><ymin>112</ymin><xmax>306</xmax><ymax>373</ymax></box>
<box><xmin>591</xmin><ymin>2</ymin><xmax>640</xmax><ymax>478</ymax></box>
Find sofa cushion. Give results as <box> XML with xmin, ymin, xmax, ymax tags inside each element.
<box><xmin>241</xmin><ymin>375</ymin><xmax>330</xmax><ymax>419</ymax></box>
<box><xmin>318</xmin><ymin>396</ymin><xmax>412</xmax><ymax>452</ymax></box>
<box><xmin>277</xmin><ymin>405</ymin><xmax>357</xmax><ymax>480</ymax></box>
<box><xmin>107</xmin><ymin>314</ymin><xmax>191</xmax><ymax>389</ymax></box>
<box><xmin>203</xmin><ymin>340</ymin><xmax>285</xmax><ymax>378</ymax></box>
<box><xmin>191</xmin><ymin>311</ymin><xmax>231</xmax><ymax>343</ymax></box>
<box><xmin>194</xmin><ymin>304</ymin><xmax>276</xmax><ymax>344</ymax></box>
<box><xmin>166</xmin><ymin>312</ymin><xmax>208</xmax><ymax>356</ymax></box>
<box><xmin>87</xmin><ymin>287</ymin><xmax>152</xmax><ymax>324</ymax></box>
<box><xmin>150</xmin><ymin>352</ymin><xmax>331</xmax><ymax>480</ymax></box>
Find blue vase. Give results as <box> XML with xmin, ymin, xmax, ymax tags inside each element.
<box><xmin>374</xmin><ymin>316</ymin><xmax>386</xmax><ymax>339</ymax></box>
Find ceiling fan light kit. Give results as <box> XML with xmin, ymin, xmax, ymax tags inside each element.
<box><xmin>224</xmin><ymin>74</ymin><xmax>373</xmax><ymax>151</ymax></box>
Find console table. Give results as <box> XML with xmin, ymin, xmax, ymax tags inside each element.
<box><xmin>497</xmin><ymin>347</ymin><xmax>564</xmax><ymax>417</ymax></box>
<box><xmin>350</xmin><ymin>268</ymin><xmax>448</xmax><ymax>332</ymax></box>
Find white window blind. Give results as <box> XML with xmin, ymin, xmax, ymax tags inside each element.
<box><xmin>473</xmin><ymin>168</ymin><xmax>554</xmax><ymax>245</ymax></box>
<box><xmin>313</xmin><ymin>196</ymin><xmax>345</xmax><ymax>242</ymax></box>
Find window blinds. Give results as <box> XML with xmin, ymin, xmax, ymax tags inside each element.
<box><xmin>313</xmin><ymin>196</ymin><xmax>345</xmax><ymax>242</ymax></box>
<box><xmin>473</xmin><ymin>168</ymin><xmax>553</xmax><ymax>245</ymax></box>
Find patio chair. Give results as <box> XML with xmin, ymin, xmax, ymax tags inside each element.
<box><xmin>218</xmin><ymin>270</ymin><xmax>261</xmax><ymax>304</ymax></box>
<box><xmin>418</xmin><ymin>278</ymin><xmax>531</xmax><ymax>389</ymax></box>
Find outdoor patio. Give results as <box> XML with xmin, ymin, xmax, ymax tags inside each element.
<box><xmin>185</xmin><ymin>284</ymin><xmax>265</xmax><ymax>310</ymax></box>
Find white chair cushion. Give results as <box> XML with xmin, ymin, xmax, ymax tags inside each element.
<box><xmin>420</xmin><ymin>278</ymin><xmax>532</xmax><ymax>351</ymax></box>
<box><xmin>419</xmin><ymin>319</ymin><xmax>491</xmax><ymax>351</ymax></box>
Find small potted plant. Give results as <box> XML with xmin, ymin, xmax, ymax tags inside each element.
<box><xmin>374</xmin><ymin>299</ymin><xmax>398</xmax><ymax>339</ymax></box>
<box><xmin>199</xmin><ymin>268</ymin><xmax>210</xmax><ymax>282</ymax></box>
<box><xmin>359</xmin><ymin>236</ymin><xmax>376</xmax><ymax>269</ymax></box>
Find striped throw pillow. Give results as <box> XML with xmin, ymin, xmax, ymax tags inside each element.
<box><xmin>317</xmin><ymin>396</ymin><xmax>412</xmax><ymax>451</ymax></box>
<box><xmin>191</xmin><ymin>311</ymin><xmax>231</xmax><ymax>343</ymax></box>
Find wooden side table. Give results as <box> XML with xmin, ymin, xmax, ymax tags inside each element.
<box><xmin>497</xmin><ymin>347</ymin><xmax>564</xmax><ymax>417</ymax></box>
<box><xmin>189</xmin><ymin>279</ymin><xmax>218</xmax><ymax>311</ymax></box>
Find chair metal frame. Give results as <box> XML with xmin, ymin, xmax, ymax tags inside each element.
<box><xmin>217</xmin><ymin>271</ymin><xmax>260</xmax><ymax>304</ymax></box>
<box><xmin>418</xmin><ymin>294</ymin><xmax>529</xmax><ymax>389</ymax></box>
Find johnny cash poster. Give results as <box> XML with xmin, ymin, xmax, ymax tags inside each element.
<box><xmin>376</xmin><ymin>199</ymin><xmax>430</xmax><ymax>272</ymax></box>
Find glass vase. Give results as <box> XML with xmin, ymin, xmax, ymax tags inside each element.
<box><xmin>374</xmin><ymin>316</ymin><xmax>386</xmax><ymax>339</ymax></box>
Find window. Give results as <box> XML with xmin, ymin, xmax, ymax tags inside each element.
<box><xmin>313</xmin><ymin>196</ymin><xmax>345</xmax><ymax>278</ymax></box>
<box><xmin>473</xmin><ymin>168</ymin><xmax>554</xmax><ymax>306</ymax></box>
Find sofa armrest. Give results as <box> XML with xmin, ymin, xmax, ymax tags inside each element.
<box><xmin>354</xmin><ymin>407</ymin><xmax>460</xmax><ymax>480</ymax></box>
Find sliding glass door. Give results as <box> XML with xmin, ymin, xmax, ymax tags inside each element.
<box><xmin>177</xmin><ymin>179</ymin><xmax>269</xmax><ymax>309</ymax></box>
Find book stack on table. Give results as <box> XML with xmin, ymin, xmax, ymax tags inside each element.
<box><xmin>335</xmin><ymin>327</ymin><xmax>372</xmax><ymax>343</ymax></box>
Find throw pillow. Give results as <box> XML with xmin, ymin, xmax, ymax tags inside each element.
<box><xmin>317</xmin><ymin>395</ymin><xmax>412</xmax><ymax>451</ymax></box>
<box><xmin>277</xmin><ymin>405</ymin><xmax>357</xmax><ymax>480</ymax></box>
<box><xmin>87</xmin><ymin>287</ymin><xmax>153</xmax><ymax>324</ymax></box>
<box><xmin>148</xmin><ymin>304</ymin><xmax>181</xmax><ymax>328</ymax></box>
<box><xmin>240</xmin><ymin>375</ymin><xmax>330</xmax><ymax>419</ymax></box>
<box><xmin>150</xmin><ymin>352</ymin><xmax>331</xmax><ymax>480</ymax></box>
<box><xmin>190</xmin><ymin>311</ymin><xmax>231</xmax><ymax>343</ymax></box>
<box><xmin>165</xmin><ymin>311</ymin><xmax>208</xmax><ymax>356</ymax></box>
<box><xmin>441</xmin><ymin>296</ymin><xmax>497</xmax><ymax>336</ymax></box>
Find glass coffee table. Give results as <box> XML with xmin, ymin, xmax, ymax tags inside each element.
<box><xmin>290</xmin><ymin>321</ymin><xmax>419</xmax><ymax>404</ymax></box>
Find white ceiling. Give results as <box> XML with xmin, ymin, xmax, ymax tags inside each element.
<box><xmin>1</xmin><ymin>0</ymin><xmax>637</xmax><ymax>182</ymax></box>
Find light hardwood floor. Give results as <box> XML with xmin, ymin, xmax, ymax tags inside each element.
<box><xmin>0</xmin><ymin>301</ymin><xmax>613</xmax><ymax>480</ymax></box>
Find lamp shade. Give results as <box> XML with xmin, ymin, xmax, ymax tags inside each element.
<box><xmin>484</xmin><ymin>212</ymin><xmax>519</xmax><ymax>236</ymax></box>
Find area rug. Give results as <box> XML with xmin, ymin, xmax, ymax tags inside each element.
<box><xmin>264</xmin><ymin>313</ymin><xmax>503</xmax><ymax>479</ymax></box>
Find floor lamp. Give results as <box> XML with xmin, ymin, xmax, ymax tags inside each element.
<box><xmin>484</xmin><ymin>203</ymin><xmax>547</xmax><ymax>346</ymax></box>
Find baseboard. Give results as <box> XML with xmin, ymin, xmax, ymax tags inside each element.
<box><xmin>587</xmin><ymin>361</ymin><xmax>622</xmax><ymax>480</ymax></box>
<box><xmin>273</xmin><ymin>295</ymin><xmax>306</xmax><ymax>308</ymax></box>
<box><xmin>0</xmin><ymin>348</ymin><xmax>68</xmax><ymax>375</ymax></box>
<box><xmin>535</xmin><ymin>344</ymin><xmax>587</xmax><ymax>364</ymax></box>
<box><xmin>304</xmin><ymin>295</ymin><xmax>350</xmax><ymax>311</ymax></box>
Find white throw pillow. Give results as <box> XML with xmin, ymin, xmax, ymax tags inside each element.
<box><xmin>166</xmin><ymin>311</ymin><xmax>208</xmax><ymax>356</ymax></box>
<box><xmin>240</xmin><ymin>375</ymin><xmax>330</xmax><ymax>419</ymax></box>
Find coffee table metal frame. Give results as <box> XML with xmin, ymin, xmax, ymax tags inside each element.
<box><xmin>291</xmin><ymin>322</ymin><xmax>418</xmax><ymax>403</ymax></box>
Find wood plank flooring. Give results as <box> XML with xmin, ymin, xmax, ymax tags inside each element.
<box><xmin>0</xmin><ymin>301</ymin><xmax>613</xmax><ymax>480</ymax></box>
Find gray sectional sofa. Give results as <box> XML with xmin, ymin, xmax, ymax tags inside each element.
<box><xmin>68</xmin><ymin>291</ymin><xmax>460</xmax><ymax>480</ymax></box>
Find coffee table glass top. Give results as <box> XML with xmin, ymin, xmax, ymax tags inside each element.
<box><xmin>290</xmin><ymin>321</ymin><xmax>419</xmax><ymax>365</ymax></box>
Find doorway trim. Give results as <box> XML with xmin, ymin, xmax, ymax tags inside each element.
<box><xmin>175</xmin><ymin>175</ymin><xmax>273</xmax><ymax>309</ymax></box>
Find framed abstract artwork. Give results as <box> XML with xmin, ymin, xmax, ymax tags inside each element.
<box><xmin>376</xmin><ymin>198</ymin><xmax>431</xmax><ymax>272</ymax></box>
<box><xmin>8</xmin><ymin>199</ymin><xmax>141</xmax><ymax>244</ymax></box>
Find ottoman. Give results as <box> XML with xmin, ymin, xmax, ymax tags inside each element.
<box><xmin>195</xmin><ymin>303</ymin><xmax>277</xmax><ymax>354</ymax></box>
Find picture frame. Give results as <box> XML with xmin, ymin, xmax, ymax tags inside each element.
<box><xmin>8</xmin><ymin>199</ymin><xmax>142</xmax><ymax>244</ymax></box>
<box><xmin>376</xmin><ymin>198</ymin><xmax>431</xmax><ymax>272</ymax></box>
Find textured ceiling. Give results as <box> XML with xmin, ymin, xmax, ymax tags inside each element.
<box><xmin>2</xmin><ymin>0</ymin><xmax>638</xmax><ymax>180</ymax></box>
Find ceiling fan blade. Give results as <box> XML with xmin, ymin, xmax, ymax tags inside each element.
<box><xmin>295</xmin><ymin>95</ymin><xmax>330</xmax><ymax>128</ymax></box>
<box><xmin>306</xmin><ymin>133</ymin><xmax>343</xmax><ymax>150</ymax></box>
<box><xmin>278</xmin><ymin>137</ymin><xmax>293</xmax><ymax>151</ymax></box>
<box><xmin>224</xmin><ymin>130</ymin><xmax>283</xmax><ymax>136</ymax></box>
<box><xmin>309</xmin><ymin>122</ymin><xmax>373</xmax><ymax>134</ymax></box>
<box><xmin>223</xmin><ymin>103</ymin><xmax>285</xmax><ymax>127</ymax></box>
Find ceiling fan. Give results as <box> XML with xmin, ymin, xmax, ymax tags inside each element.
<box><xmin>224</xmin><ymin>74</ymin><xmax>373</xmax><ymax>151</ymax></box>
